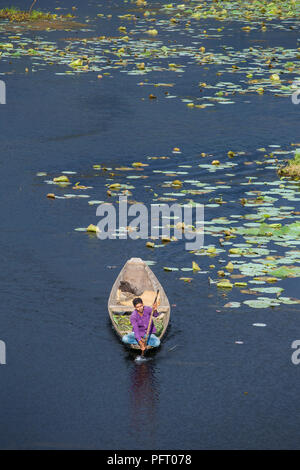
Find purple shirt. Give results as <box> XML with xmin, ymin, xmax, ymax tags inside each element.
<box><xmin>130</xmin><ymin>306</ymin><xmax>159</xmax><ymax>342</ymax></box>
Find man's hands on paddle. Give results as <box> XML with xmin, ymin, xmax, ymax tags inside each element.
<box><xmin>139</xmin><ymin>338</ymin><xmax>150</xmax><ymax>351</ymax></box>
<box><xmin>152</xmin><ymin>301</ymin><xmax>158</xmax><ymax>311</ymax></box>
<box><xmin>139</xmin><ymin>338</ymin><xmax>147</xmax><ymax>351</ymax></box>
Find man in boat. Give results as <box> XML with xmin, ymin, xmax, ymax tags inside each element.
<box><xmin>122</xmin><ymin>297</ymin><xmax>160</xmax><ymax>351</ymax></box>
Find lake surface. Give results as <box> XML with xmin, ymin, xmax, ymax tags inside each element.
<box><xmin>0</xmin><ymin>0</ymin><xmax>300</xmax><ymax>449</ymax></box>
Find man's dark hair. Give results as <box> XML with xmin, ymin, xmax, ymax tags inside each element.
<box><xmin>133</xmin><ymin>297</ymin><xmax>143</xmax><ymax>307</ymax></box>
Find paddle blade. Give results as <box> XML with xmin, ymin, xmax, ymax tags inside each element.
<box><xmin>135</xmin><ymin>355</ymin><xmax>148</xmax><ymax>363</ymax></box>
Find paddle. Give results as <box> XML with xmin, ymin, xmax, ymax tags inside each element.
<box><xmin>140</xmin><ymin>289</ymin><xmax>159</xmax><ymax>358</ymax></box>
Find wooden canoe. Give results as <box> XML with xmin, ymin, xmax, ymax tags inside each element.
<box><xmin>108</xmin><ymin>257</ymin><xmax>170</xmax><ymax>350</ymax></box>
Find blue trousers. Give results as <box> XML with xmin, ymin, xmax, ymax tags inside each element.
<box><xmin>122</xmin><ymin>332</ymin><xmax>160</xmax><ymax>348</ymax></box>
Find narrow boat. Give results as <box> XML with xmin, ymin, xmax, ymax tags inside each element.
<box><xmin>108</xmin><ymin>257</ymin><xmax>170</xmax><ymax>350</ymax></box>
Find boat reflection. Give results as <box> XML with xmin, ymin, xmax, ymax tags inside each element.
<box><xmin>129</xmin><ymin>359</ymin><xmax>159</xmax><ymax>444</ymax></box>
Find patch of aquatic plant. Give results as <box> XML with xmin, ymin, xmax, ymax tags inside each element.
<box><xmin>278</xmin><ymin>150</ymin><xmax>300</xmax><ymax>179</ymax></box>
<box><xmin>160</xmin><ymin>0</ymin><xmax>300</xmax><ymax>22</ymax></box>
<box><xmin>0</xmin><ymin>6</ymin><xmax>73</xmax><ymax>22</ymax></box>
<box><xmin>235</xmin><ymin>221</ymin><xmax>300</xmax><ymax>238</ymax></box>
